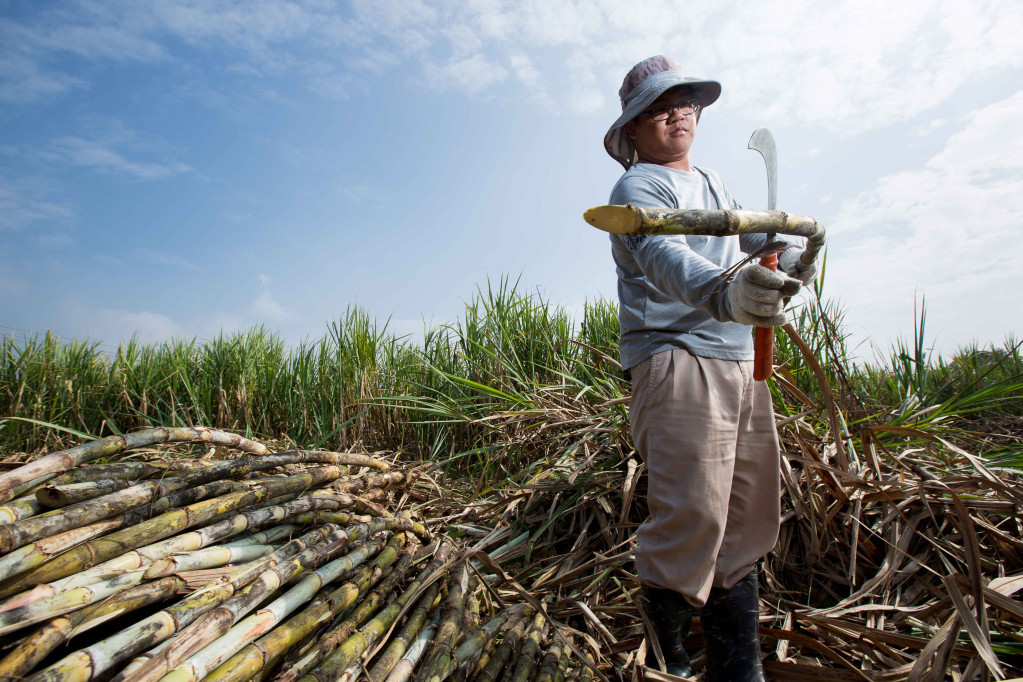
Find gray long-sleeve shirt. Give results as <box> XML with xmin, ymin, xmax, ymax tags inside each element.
<box><xmin>610</xmin><ymin>162</ymin><xmax>788</xmax><ymax>369</ymax></box>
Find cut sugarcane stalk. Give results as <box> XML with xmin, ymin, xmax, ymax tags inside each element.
<box><xmin>0</xmin><ymin>428</ymin><xmax>267</xmax><ymax>504</ymax></box>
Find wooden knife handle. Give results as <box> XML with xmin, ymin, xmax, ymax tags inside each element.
<box><xmin>753</xmin><ymin>252</ymin><xmax>779</xmax><ymax>381</ymax></box>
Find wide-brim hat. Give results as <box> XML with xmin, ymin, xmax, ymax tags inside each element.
<box><xmin>604</xmin><ymin>69</ymin><xmax>721</xmax><ymax>170</ymax></box>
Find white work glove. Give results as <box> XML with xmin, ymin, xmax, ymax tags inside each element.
<box><xmin>779</xmin><ymin>247</ymin><xmax>818</xmax><ymax>286</ymax></box>
<box><xmin>725</xmin><ymin>263</ymin><xmax>802</xmax><ymax>327</ymax></box>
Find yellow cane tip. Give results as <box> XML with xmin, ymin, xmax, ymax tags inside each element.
<box><xmin>582</xmin><ymin>205</ymin><xmax>639</xmax><ymax>234</ymax></box>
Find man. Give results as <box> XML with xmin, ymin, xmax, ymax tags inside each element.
<box><xmin>603</xmin><ymin>56</ymin><xmax>817</xmax><ymax>681</ymax></box>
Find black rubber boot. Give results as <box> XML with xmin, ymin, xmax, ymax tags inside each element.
<box><xmin>701</xmin><ymin>571</ymin><xmax>767</xmax><ymax>682</ymax></box>
<box><xmin>640</xmin><ymin>584</ymin><xmax>693</xmax><ymax>677</ymax></box>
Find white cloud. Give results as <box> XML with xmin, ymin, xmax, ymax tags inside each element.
<box><xmin>0</xmin><ymin>175</ymin><xmax>76</xmax><ymax>231</ymax></box>
<box><xmin>914</xmin><ymin>118</ymin><xmax>947</xmax><ymax>137</ymax></box>
<box><xmin>508</xmin><ymin>53</ymin><xmax>539</xmax><ymax>88</ymax></box>
<box><xmin>0</xmin><ymin>52</ymin><xmax>86</xmax><ymax>103</ymax></box>
<box><xmin>569</xmin><ymin>87</ymin><xmax>604</xmax><ymax>115</ymax></box>
<box><xmin>46</xmin><ymin>136</ymin><xmax>192</xmax><ymax>180</ymax></box>
<box><xmin>95</xmin><ymin>308</ymin><xmax>183</xmax><ymax>344</ymax></box>
<box><xmin>251</xmin><ymin>274</ymin><xmax>290</xmax><ymax>322</ymax></box>
<box><xmin>826</xmin><ymin>91</ymin><xmax>1023</xmax><ymax>353</ymax></box>
<box><xmin>133</xmin><ymin>248</ymin><xmax>201</xmax><ymax>271</ymax></box>
<box><xmin>425</xmin><ymin>55</ymin><xmax>509</xmax><ymax>95</ymax></box>
<box><xmin>6</xmin><ymin>0</ymin><xmax>1018</xmax><ymax>127</ymax></box>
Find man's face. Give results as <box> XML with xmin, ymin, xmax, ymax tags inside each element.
<box><xmin>625</xmin><ymin>85</ymin><xmax>698</xmax><ymax>169</ymax></box>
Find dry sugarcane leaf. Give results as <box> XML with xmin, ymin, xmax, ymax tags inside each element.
<box><xmin>953</xmin><ymin>575</ymin><xmax>1023</xmax><ymax>622</ymax></box>
<box><xmin>941</xmin><ymin>574</ymin><xmax>1006</xmax><ymax>680</ymax></box>
<box><xmin>990</xmin><ymin>573</ymin><xmax>1023</xmax><ymax>596</ymax></box>
<box><xmin>907</xmin><ymin>609</ymin><xmax>962</xmax><ymax>682</ymax></box>
<box><xmin>781</xmin><ymin>323</ymin><xmax>849</xmax><ymax>470</ymax></box>
<box><xmin>760</xmin><ymin>625</ymin><xmax>873</xmax><ymax>680</ymax></box>
<box><xmin>949</xmin><ymin>493</ymin><xmax>988</xmax><ymax>631</ymax></box>
<box><xmin>764</xmin><ymin>660</ymin><xmax>914</xmax><ymax>681</ymax></box>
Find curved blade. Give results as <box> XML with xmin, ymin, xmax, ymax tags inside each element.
<box><xmin>748</xmin><ymin>128</ymin><xmax>777</xmax><ymax>210</ymax></box>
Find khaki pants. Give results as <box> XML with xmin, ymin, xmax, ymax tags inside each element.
<box><xmin>630</xmin><ymin>348</ymin><xmax>780</xmax><ymax>608</ymax></box>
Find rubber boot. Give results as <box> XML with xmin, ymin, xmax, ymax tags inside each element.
<box><xmin>701</xmin><ymin>570</ymin><xmax>767</xmax><ymax>682</ymax></box>
<box><xmin>639</xmin><ymin>584</ymin><xmax>693</xmax><ymax>678</ymax></box>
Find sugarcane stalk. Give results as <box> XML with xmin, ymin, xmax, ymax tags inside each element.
<box><xmin>163</xmin><ymin>535</ymin><xmax>404</xmax><ymax>682</ymax></box>
<box><xmin>409</xmin><ymin>565</ymin><xmax>471</xmax><ymax>682</ymax></box>
<box><xmin>289</xmin><ymin>511</ymin><xmax>428</xmax><ymax>541</ymax></box>
<box><xmin>412</xmin><ymin>602</ymin><xmax>527</xmax><ymax>682</ymax></box>
<box><xmin>553</xmin><ymin>655</ymin><xmax>568</xmax><ymax>682</ymax></box>
<box><xmin>50</xmin><ymin>461</ymin><xmax>187</xmax><ymax>485</ymax></box>
<box><xmin>0</xmin><ymin>480</ymin><xmax>246</xmax><ymax>596</ymax></box>
<box><xmin>466</xmin><ymin>627</ymin><xmax>501</xmax><ymax>682</ymax></box>
<box><xmin>462</xmin><ymin>584</ymin><xmax>480</xmax><ymax>633</ymax></box>
<box><xmin>534</xmin><ymin>642</ymin><xmax>568</xmax><ymax>682</ymax></box>
<box><xmin>5</xmin><ymin>472</ymin><xmax>61</xmax><ymax>506</ymax></box>
<box><xmin>0</xmin><ymin>451</ymin><xmax>363</xmax><ymax>554</ymax></box>
<box><xmin>27</xmin><ymin>524</ymin><xmax>340</xmax><ymax>682</ymax></box>
<box><xmin>0</xmin><ymin>516</ymin><xmax>125</xmax><ymax>583</ymax></box>
<box><xmin>331</xmin><ymin>660</ymin><xmax>364</xmax><ymax>682</ymax></box>
<box><xmin>506</xmin><ymin>613</ymin><xmax>549</xmax><ymax>682</ymax></box>
<box><xmin>125</xmin><ymin>545</ymin><xmax>377</xmax><ymax>680</ymax></box>
<box><xmin>0</xmin><ymin>492</ymin><xmax>44</xmax><ymax>523</ymax></box>
<box><xmin>573</xmin><ymin>651</ymin><xmax>595</xmax><ymax>682</ymax></box>
<box><xmin>195</xmin><ymin>589</ymin><xmax>334</xmax><ymax>682</ymax></box>
<box><xmin>37</xmin><ymin>479</ymin><xmax>136</xmax><ymax>507</ymax></box>
<box><xmin>58</xmin><ymin>490</ymin><xmax>342</xmax><ymax>591</ymax></box>
<box><xmin>205</xmin><ymin>532</ymin><xmax>422</xmax><ymax>682</ymax></box>
<box><xmin>116</xmin><ymin>529</ymin><xmax>364</xmax><ymax>682</ymax></box>
<box><xmin>366</xmin><ymin>580</ymin><xmax>443</xmax><ymax>682</ymax></box>
<box><xmin>117</xmin><ymin>518</ymin><xmax>406</xmax><ymax>682</ymax></box>
<box><xmin>1</xmin><ymin>471</ymin><xmax>341</xmax><ymax>598</ymax></box>
<box><xmin>381</xmin><ymin>610</ymin><xmax>442</xmax><ymax>682</ymax></box>
<box><xmin>0</xmin><ymin>427</ymin><xmax>268</xmax><ymax>504</ymax></box>
<box><xmin>151</xmin><ymin>543</ymin><xmax>276</xmax><ymax>578</ymax></box>
<box><xmin>473</xmin><ymin>607</ymin><xmax>539</xmax><ymax>682</ymax></box>
<box><xmin>582</xmin><ymin>205</ymin><xmax>826</xmax><ymax>266</ymax></box>
<box><xmin>340</xmin><ymin>539</ymin><xmax>455</xmax><ymax>682</ymax></box>
<box><xmin>288</xmin><ymin>543</ymin><xmax>418</xmax><ymax>682</ymax></box>
<box><xmin>0</xmin><ymin>565</ymin><xmax>158</xmax><ymax>636</ymax></box>
<box><xmin>221</xmin><ymin>523</ymin><xmax>298</xmax><ymax>548</ymax></box>
<box><xmin>0</xmin><ymin>575</ymin><xmax>182</xmax><ymax>680</ymax></box>
<box><xmin>451</xmin><ymin>605</ymin><xmax>528</xmax><ymax>680</ymax></box>
<box><xmin>282</xmin><ymin>561</ymin><xmax>409</xmax><ymax>681</ymax></box>
<box><xmin>313</xmin><ymin>470</ymin><xmax>407</xmax><ymax>497</ymax></box>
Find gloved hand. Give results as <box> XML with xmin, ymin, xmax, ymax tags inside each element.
<box><xmin>725</xmin><ymin>263</ymin><xmax>802</xmax><ymax>327</ymax></box>
<box><xmin>779</xmin><ymin>247</ymin><xmax>817</xmax><ymax>286</ymax></box>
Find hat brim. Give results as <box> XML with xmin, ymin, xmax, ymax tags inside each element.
<box><xmin>604</xmin><ymin>71</ymin><xmax>721</xmax><ymax>171</ymax></box>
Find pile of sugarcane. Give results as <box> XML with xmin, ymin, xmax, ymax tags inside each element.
<box><xmin>0</xmin><ymin>427</ymin><xmax>593</xmax><ymax>682</ymax></box>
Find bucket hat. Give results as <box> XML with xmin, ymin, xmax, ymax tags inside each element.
<box><xmin>604</xmin><ymin>56</ymin><xmax>721</xmax><ymax>170</ymax></box>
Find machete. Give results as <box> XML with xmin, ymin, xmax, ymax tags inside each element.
<box><xmin>748</xmin><ymin>127</ymin><xmax>780</xmax><ymax>381</ymax></box>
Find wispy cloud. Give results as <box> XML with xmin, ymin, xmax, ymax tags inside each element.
<box><xmin>0</xmin><ymin>52</ymin><xmax>86</xmax><ymax>102</ymax></box>
<box><xmin>48</xmin><ymin>136</ymin><xmax>191</xmax><ymax>179</ymax></box>
<box><xmin>41</xmin><ymin>120</ymin><xmax>194</xmax><ymax>180</ymax></box>
<box><xmin>0</xmin><ymin>174</ymin><xmax>76</xmax><ymax>231</ymax></box>
<box><xmin>251</xmin><ymin>274</ymin><xmax>290</xmax><ymax>322</ymax></box>
<box><xmin>827</xmin><ymin>90</ymin><xmax>1023</xmax><ymax>351</ymax></box>
<box><xmin>4</xmin><ymin>0</ymin><xmax>1019</xmax><ymax>131</ymax></box>
<box><xmin>132</xmin><ymin>248</ymin><xmax>201</xmax><ymax>271</ymax></box>
<box><xmin>425</xmin><ymin>55</ymin><xmax>508</xmax><ymax>94</ymax></box>
<box><xmin>94</xmin><ymin>308</ymin><xmax>183</xmax><ymax>344</ymax></box>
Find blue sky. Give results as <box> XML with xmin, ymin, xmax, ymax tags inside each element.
<box><xmin>2</xmin><ymin>0</ymin><xmax>1021</xmax><ymax>360</ymax></box>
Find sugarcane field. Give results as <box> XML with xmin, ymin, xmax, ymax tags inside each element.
<box><xmin>4</xmin><ymin>3</ymin><xmax>1023</xmax><ymax>681</ymax></box>
<box><xmin>1</xmin><ymin>281</ymin><xmax>1021</xmax><ymax>682</ymax></box>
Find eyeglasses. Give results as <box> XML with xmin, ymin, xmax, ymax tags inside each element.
<box><xmin>641</xmin><ymin>100</ymin><xmax>700</xmax><ymax>122</ymax></box>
